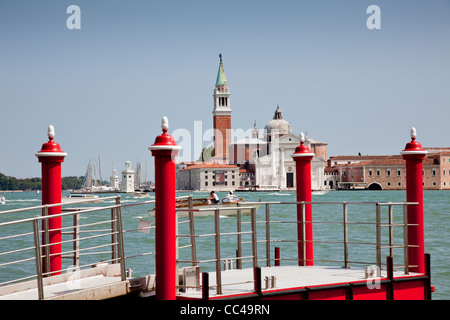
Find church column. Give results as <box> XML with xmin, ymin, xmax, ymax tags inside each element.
<box><xmin>271</xmin><ymin>145</ymin><xmax>276</xmax><ymax>185</ymax></box>
<box><xmin>280</xmin><ymin>147</ymin><xmax>286</xmax><ymax>188</ymax></box>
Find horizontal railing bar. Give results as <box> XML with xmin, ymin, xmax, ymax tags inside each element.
<box><xmin>125</xmin><ymin>252</ymin><xmax>154</xmax><ymax>260</ymax></box>
<box><xmin>0</xmin><ymin>256</ymin><xmax>36</xmax><ymax>267</ymax></box>
<box><xmin>0</xmin><ymin>231</ymin><xmax>35</xmax><ymax>241</ymax></box>
<box><xmin>178</xmin><ymin>255</ymin><xmax>255</xmax><ymax>265</ymax></box>
<box><xmin>62</xmin><ymin>250</ymin><xmax>113</xmax><ymax>258</ymax></box>
<box><xmin>244</xmin><ymin>201</ymin><xmax>418</xmax><ymax>206</ymax></box>
<box><xmin>0</xmin><ymin>195</ymin><xmax>121</xmax><ymax>216</ymax></box>
<box><xmin>176</xmin><ymin>206</ymin><xmax>257</xmax><ymax>212</ymax></box>
<box><xmin>0</xmin><ymin>273</ymin><xmax>39</xmax><ymax>287</ymax></box>
<box><xmin>76</xmin><ymin>250</ymin><xmax>113</xmax><ymax>256</ymax></box>
<box><xmin>40</xmin><ymin>231</ymin><xmax>118</xmax><ymax>249</ymax></box>
<box><xmin>43</xmin><ymin>242</ymin><xmax>118</xmax><ymax>260</ymax></box>
<box><xmin>0</xmin><ymin>246</ymin><xmax>36</xmax><ymax>257</ymax></box>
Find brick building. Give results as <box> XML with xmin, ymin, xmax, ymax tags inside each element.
<box><xmin>327</xmin><ymin>150</ymin><xmax>450</xmax><ymax>190</ymax></box>
<box><xmin>176</xmin><ymin>163</ymin><xmax>239</xmax><ymax>191</ymax></box>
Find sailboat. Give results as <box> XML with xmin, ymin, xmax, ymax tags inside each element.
<box><xmin>72</xmin><ymin>157</ymin><xmax>115</xmax><ymax>194</ymax></box>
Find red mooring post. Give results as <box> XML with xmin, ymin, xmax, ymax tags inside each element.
<box><xmin>401</xmin><ymin>127</ymin><xmax>427</xmax><ymax>273</ymax></box>
<box><xmin>148</xmin><ymin>116</ymin><xmax>181</xmax><ymax>300</ymax></box>
<box><xmin>35</xmin><ymin>125</ymin><xmax>67</xmax><ymax>275</ymax></box>
<box><xmin>291</xmin><ymin>132</ymin><xmax>315</xmax><ymax>266</ymax></box>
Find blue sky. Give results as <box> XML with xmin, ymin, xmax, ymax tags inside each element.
<box><xmin>1</xmin><ymin>0</ymin><xmax>449</xmax><ymax>180</ymax></box>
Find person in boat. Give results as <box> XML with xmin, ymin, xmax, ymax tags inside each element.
<box><xmin>224</xmin><ymin>191</ymin><xmax>239</xmax><ymax>203</ymax></box>
<box><xmin>210</xmin><ymin>191</ymin><xmax>220</xmax><ymax>204</ymax></box>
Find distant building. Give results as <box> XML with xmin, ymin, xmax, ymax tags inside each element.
<box><xmin>175</xmin><ymin>56</ymin><xmax>328</xmax><ymax>191</ymax></box>
<box><xmin>254</xmin><ymin>107</ymin><xmax>327</xmax><ymax>190</ymax></box>
<box><xmin>121</xmin><ymin>161</ymin><xmax>134</xmax><ymax>193</ymax></box>
<box><xmin>176</xmin><ymin>163</ymin><xmax>239</xmax><ymax>191</ymax></box>
<box><xmin>328</xmin><ymin>150</ymin><xmax>450</xmax><ymax>190</ymax></box>
<box><xmin>110</xmin><ymin>169</ymin><xmax>119</xmax><ymax>190</ymax></box>
<box><xmin>212</xmin><ymin>54</ymin><xmax>232</xmax><ymax>163</ymax></box>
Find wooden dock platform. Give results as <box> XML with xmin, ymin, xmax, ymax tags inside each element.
<box><xmin>0</xmin><ymin>264</ymin><xmax>128</xmax><ymax>300</ymax></box>
<box><xmin>178</xmin><ymin>265</ymin><xmax>428</xmax><ymax>300</ymax></box>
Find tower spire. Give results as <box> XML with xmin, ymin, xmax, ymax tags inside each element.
<box><xmin>216</xmin><ymin>53</ymin><xmax>227</xmax><ymax>87</ymax></box>
<box><xmin>212</xmin><ymin>54</ymin><xmax>231</xmax><ymax>162</ymax></box>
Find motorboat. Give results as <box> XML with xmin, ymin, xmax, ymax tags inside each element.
<box><xmin>132</xmin><ymin>191</ymin><xmax>150</xmax><ymax>198</ymax></box>
<box><xmin>148</xmin><ymin>196</ymin><xmax>261</xmax><ymax>217</ymax></box>
<box><xmin>311</xmin><ymin>189</ymin><xmax>329</xmax><ymax>195</ymax></box>
<box><xmin>62</xmin><ymin>194</ymin><xmax>101</xmax><ymax>203</ymax></box>
<box><xmin>234</xmin><ymin>185</ymin><xmax>281</xmax><ymax>192</ymax></box>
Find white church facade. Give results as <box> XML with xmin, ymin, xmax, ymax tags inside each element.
<box><xmin>255</xmin><ymin>132</ymin><xmax>327</xmax><ymax>190</ymax></box>
<box><xmin>175</xmin><ymin>55</ymin><xmax>328</xmax><ymax>191</ymax></box>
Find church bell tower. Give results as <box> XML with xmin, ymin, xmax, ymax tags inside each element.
<box><xmin>213</xmin><ymin>54</ymin><xmax>232</xmax><ymax>162</ymax></box>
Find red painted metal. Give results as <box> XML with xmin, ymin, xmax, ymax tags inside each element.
<box><xmin>401</xmin><ymin>128</ymin><xmax>427</xmax><ymax>274</ymax></box>
<box><xmin>292</xmin><ymin>135</ymin><xmax>315</xmax><ymax>266</ymax></box>
<box><xmin>275</xmin><ymin>247</ymin><xmax>280</xmax><ymax>266</ymax></box>
<box><xmin>149</xmin><ymin>117</ymin><xmax>181</xmax><ymax>300</ymax></box>
<box><xmin>35</xmin><ymin>126</ymin><xmax>66</xmax><ymax>276</ymax></box>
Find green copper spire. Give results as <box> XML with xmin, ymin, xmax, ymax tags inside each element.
<box><xmin>216</xmin><ymin>54</ymin><xmax>227</xmax><ymax>86</ymax></box>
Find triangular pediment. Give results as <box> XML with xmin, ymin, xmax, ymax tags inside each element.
<box><xmin>274</xmin><ymin>133</ymin><xmax>301</xmax><ymax>145</ymax></box>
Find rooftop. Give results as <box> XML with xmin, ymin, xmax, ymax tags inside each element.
<box><xmin>181</xmin><ymin>163</ymin><xmax>239</xmax><ymax>171</ymax></box>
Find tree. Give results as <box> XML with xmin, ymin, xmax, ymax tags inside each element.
<box><xmin>198</xmin><ymin>146</ymin><xmax>215</xmax><ymax>162</ymax></box>
<box><xmin>0</xmin><ymin>173</ymin><xmax>84</xmax><ymax>191</ymax></box>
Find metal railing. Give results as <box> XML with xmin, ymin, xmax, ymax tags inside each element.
<box><xmin>1</xmin><ymin>196</ymin><xmax>419</xmax><ymax>298</ymax></box>
<box><xmin>176</xmin><ymin>206</ymin><xmax>258</xmax><ymax>295</ymax></box>
<box><xmin>0</xmin><ymin>195</ymin><xmax>155</xmax><ymax>299</ymax></box>
<box><xmin>175</xmin><ymin>199</ymin><xmax>419</xmax><ymax>295</ymax></box>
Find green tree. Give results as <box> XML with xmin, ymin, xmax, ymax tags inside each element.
<box><xmin>198</xmin><ymin>146</ymin><xmax>215</xmax><ymax>162</ymax></box>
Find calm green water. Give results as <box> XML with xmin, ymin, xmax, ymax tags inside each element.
<box><xmin>0</xmin><ymin>190</ymin><xmax>449</xmax><ymax>299</ymax></box>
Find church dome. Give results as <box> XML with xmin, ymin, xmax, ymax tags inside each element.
<box><xmin>264</xmin><ymin>106</ymin><xmax>291</xmax><ymax>139</ymax></box>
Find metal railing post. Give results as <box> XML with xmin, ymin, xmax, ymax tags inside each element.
<box><xmin>33</xmin><ymin>217</ymin><xmax>44</xmax><ymax>300</ymax></box>
<box><xmin>188</xmin><ymin>195</ymin><xmax>197</xmax><ymax>267</ymax></box>
<box><xmin>73</xmin><ymin>211</ymin><xmax>80</xmax><ymax>267</ymax></box>
<box><xmin>42</xmin><ymin>205</ymin><xmax>50</xmax><ymax>276</ymax></box>
<box><xmin>403</xmin><ymin>203</ymin><xmax>409</xmax><ymax>274</ymax></box>
<box><xmin>343</xmin><ymin>202</ymin><xmax>349</xmax><ymax>268</ymax></box>
<box><xmin>302</xmin><ymin>202</ymin><xmax>306</xmax><ymax>266</ymax></box>
<box><xmin>236</xmin><ymin>203</ymin><xmax>242</xmax><ymax>269</ymax></box>
<box><xmin>111</xmin><ymin>198</ymin><xmax>118</xmax><ymax>264</ymax></box>
<box><xmin>115</xmin><ymin>200</ymin><xmax>126</xmax><ymax>281</ymax></box>
<box><xmin>251</xmin><ymin>207</ymin><xmax>258</xmax><ymax>268</ymax></box>
<box><xmin>389</xmin><ymin>204</ymin><xmax>394</xmax><ymax>258</ymax></box>
<box><xmin>265</xmin><ymin>203</ymin><xmax>271</xmax><ymax>267</ymax></box>
<box><xmin>376</xmin><ymin>203</ymin><xmax>381</xmax><ymax>273</ymax></box>
<box><xmin>214</xmin><ymin>209</ymin><xmax>222</xmax><ymax>295</ymax></box>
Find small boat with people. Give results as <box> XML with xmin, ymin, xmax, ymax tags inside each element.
<box><xmin>0</xmin><ymin>195</ymin><xmax>5</xmax><ymax>205</ymax></box>
<box><xmin>148</xmin><ymin>191</ymin><xmax>261</xmax><ymax>217</ymax></box>
<box><xmin>234</xmin><ymin>185</ymin><xmax>281</xmax><ymax>192</ymax></box>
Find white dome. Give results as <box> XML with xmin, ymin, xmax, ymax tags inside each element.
<box><xmin>264</xmin><ymin>106</ymin><xmax>291</xmax><ymax>138</ymax></box>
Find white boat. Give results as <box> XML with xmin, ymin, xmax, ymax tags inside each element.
<box><xmin>311</xmin><ymin>189</ymin><xmax>329</xmax><ymax>195</ymax></box>
<box><xmin>0</xmin><ymin>196</ymin><xmax>5</xmax><ymax>205</ymax></box>
<box><xmin>235</xmin><ymin>185</ymin><xmax>281</xmax><ymax>192</ymax></box>
<box><xmin>148</xmin><ymin>197</ymin><xmax>261</xmax><ymax>217</ymax></box>
<box><xmin>62</xmin><ymin>194</ymin><xmax>101</xmax><ymax>203</ymax></box>
<box><xmin>132</xmin><ymin>191</ymin><xmax>150</xmax><ymax>198</ymax></box>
